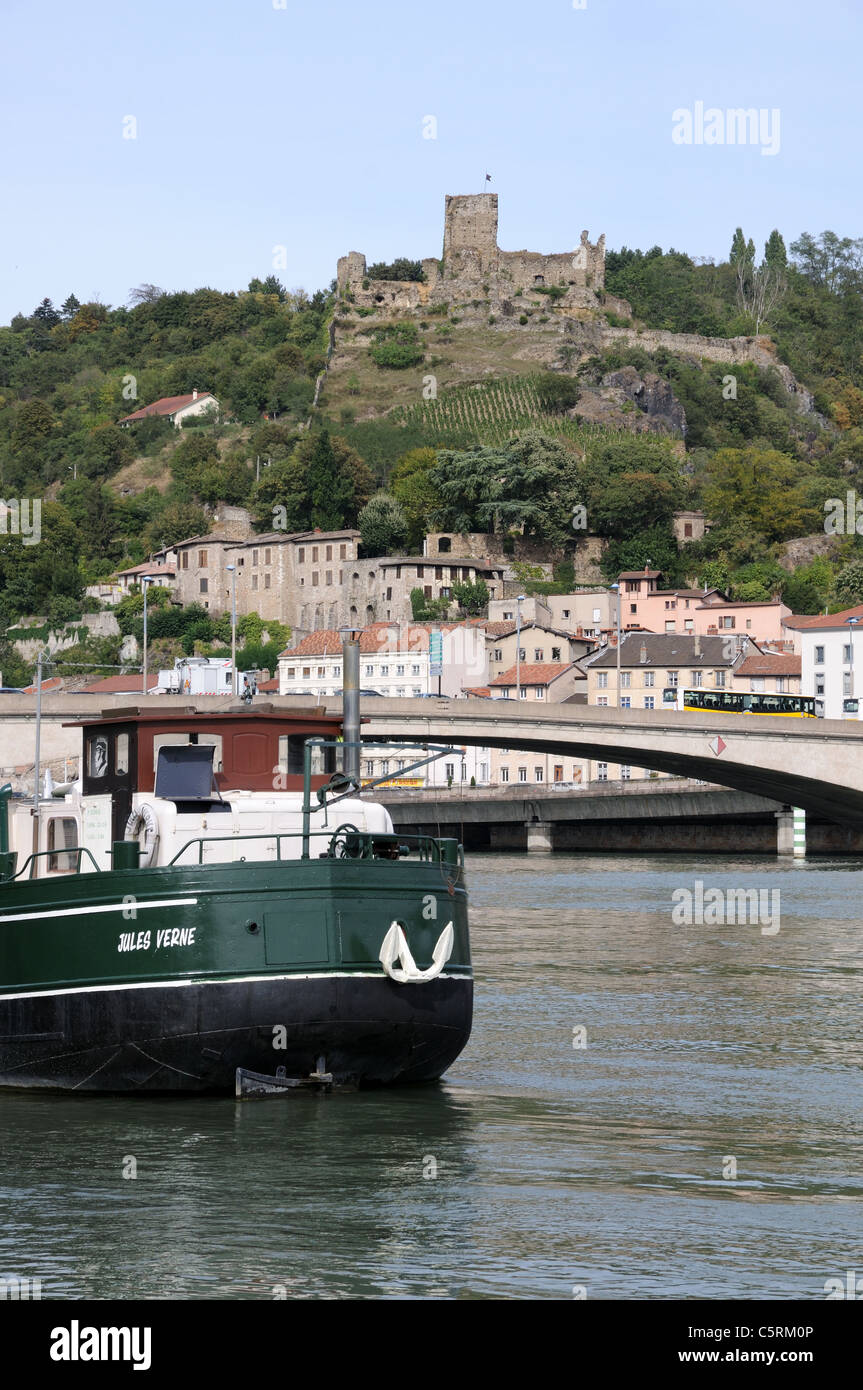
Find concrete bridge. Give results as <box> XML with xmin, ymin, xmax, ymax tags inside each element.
<box><xmin>355</xmin><ymin>697</ymin><xmax>863</xmax><ymax>826</ymax></box>
<box><xmin>1</xmin><ymin>693</ymin><xmax>862</xmax><ymax>830</ymax></box>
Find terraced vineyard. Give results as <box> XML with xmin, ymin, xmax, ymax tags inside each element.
<box><xmin>388</xmin><ymin>375</ymin><xmax>624</xmax><ymax>450</ymax></box>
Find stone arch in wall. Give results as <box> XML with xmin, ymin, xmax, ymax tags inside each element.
<box><xmin>349</xmin><ymin>604</ymin><xmax>358</xmax><ymax>624</ymax></box>
<box><xmin>367</xmin><ymin>570</ymin><xmax>376</xmax><ymax>590</ymax></box>
<box><xmin>365</xmin><ymin>604</ymin><xmax>375</xmax><ymax>624</ymax></box>
<box><xmin>437</xmin><ymin>536</ymin><xmax>452</xmax><ymax>553</ymax></box>
<box><xmin>328</xmin><ymin>603</ymin><xmax>337</xmax><ymax>626</ymax></box>
<box><xmin>300</xmin><ymin>605</ymin><xmax>310</xmax><ymax>629</ymax></box>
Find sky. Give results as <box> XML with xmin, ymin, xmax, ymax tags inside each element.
<box><xmin>0</xmin><ymin>0</ymin><xmax>860</xmax><ymax>322</ymax></box>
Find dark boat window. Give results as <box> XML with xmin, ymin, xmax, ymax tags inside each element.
<box><xmin>88</xmin><ymin>736</ymin><xmax>109</xmax><ymax>779</ymax></box>
<box><xmin>153</xmin><ymin>732</ymin><xmax>222</xmax><ymax>773</ymax></box>
<box><xmin>155</xmin><ymin>745</ymin><xmax>216</xmax><ymax>800</ymax></box>
<box><xmin>116</xmin><ymin>732</ymin><xmax>129</xmax><ymax>775</ymax></box>
<box><xmin>279</xmin><ymin>734</ymin><xmax>332</xmax><ymax>776</ymax></box>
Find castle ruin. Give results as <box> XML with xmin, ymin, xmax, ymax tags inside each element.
<box><xmin>337</xmin><ymin>193</ymin><xmax>606</xmax><ymax>311</ymax></box>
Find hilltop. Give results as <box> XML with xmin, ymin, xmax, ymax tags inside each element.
<box><xmin>1</xmin><ymin>199</ymin><xmax>863</xmax><ymax>684</ymax></box>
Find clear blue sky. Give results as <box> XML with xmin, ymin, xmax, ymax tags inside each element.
<box><xmin>1</xmin><ymin>0</ymin><xmax>858</xmax><ymax>321</ymax></box>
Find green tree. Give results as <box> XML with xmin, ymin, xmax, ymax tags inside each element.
<box><xmin>834</xmin><ymin>562</ymin><xmax>863</xmax><ymax>607</ymax></box>
<box><xmin>764</xmin><ymin>230</ymin><xmax>788</xmax><ymax>271</ymax></box>
<box><xmin>452</xmin><ymin>579</ymin><xmax>489</xmax><ymax>615</ymax></box>
<box><xmin>358</xmin><ymin>491</ymin><xmax>408</xmax><ymax>556</ymax></box>
<box><xmin>579</xmin><ymin>436</ymin><xmax>682</xmax><ymax>539</ymax></box>
<box><xmin>391</xmin><ymin>447</ymin><xmax>442</xmax><ymax>550</ymax></box>
<box><xmin>432</xmin><ymin>432</ymin><xmax>582</xmax><ymax>547</ymax></box>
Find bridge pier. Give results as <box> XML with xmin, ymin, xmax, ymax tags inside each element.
<box><xmin>775</xmin><ymin>807</ymin><xmax>806</xmax><ymax>857</ymax></box>
<box><xmin>526</xmin><ymin>820</ymin><xmax>553</xmax><ymax>854</ymax></box>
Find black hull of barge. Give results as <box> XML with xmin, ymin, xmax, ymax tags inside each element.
<box><xmin>0</xmin><ymin>975</ymin><xmax>473</xmax><ymax>1093</ymax></box>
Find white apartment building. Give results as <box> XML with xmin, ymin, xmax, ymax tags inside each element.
<box><xmin>795</xmin><ymin>604</ymin><xmax>863</xmax><ymax>718</ymax></box>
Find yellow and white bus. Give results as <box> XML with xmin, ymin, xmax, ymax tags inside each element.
<box><xmin>666</xmin><ymin>689</ymin><xmax>817</xmax><ymax>717</ymax></box>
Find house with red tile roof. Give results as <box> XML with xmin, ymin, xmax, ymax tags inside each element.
<box><xmin>277</xmin><ymin>621</ymin><xmax>487</xmax><ymax>698</ymax></box>
<box><xmin>119</xmin><ymin>390</ymin><xmax>219</xmax><ymax>428</ymax></box>
<box><xmin>488</xmin><ymin>661</ymin><xmax>585</xmax><ymax>702</ymax></box>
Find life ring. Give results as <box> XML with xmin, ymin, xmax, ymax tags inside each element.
<box><xmin>124</xmin><ymin>803</ymin><xmax>160</xmax><ymax>867</ymax></box>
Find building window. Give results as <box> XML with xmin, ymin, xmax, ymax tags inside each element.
<box><xmin>815</xmin><ymin>646</ymin><xmax>825</xmax><ymax>664</ymax></box>
<box><xmin>198</xmin><ymin>550</ymin><xmax>207</xmax><ymax>567</ymax></box>
<box><xmin>518</xmin><ymin>767</ymin><xmax>527</xmax><ymax>782</ymax></box>
<box><xmin>326</xmin><ymin>545</ymin><xmax>332</xmax><ymax>561</ymax></box>
<box><xmin>667</xmin><ymin>671</ymin><xmax>678</xmax><ymax>687</ymax></box>
<box><xmin>411</xmin><ymin>664</ymin><xmax>421</xmax><ymax>675</ymax></box>
<box><xmin>182</xmin><ymin>552</ymin><xmax>189</xmax><ymax>570</ymax></box>
<box><xmin>684</xmin><ymin>619</ymin><xmax>694</xmax><ymax>631</ymax></box>
<box><xmin>665</xmin><ymin>621</ymin><xmax>675</xmax><ymax>633</ymax></box>
<box><xmin>553</xmin><ymin>765</ymin><xmax>563</xmax><ymax>782</ymax></box>
<box><xmin>494</xmin><ymin>649</ymin><xmax>502</xmax><ymax>661</ymax></box>
<box><xmin>534</xmin><ymin>649</ymin><xmax>543</xmax><ymax>662</ymax></box>
<box><xmin>302</xmin><ymin>667</ymin><xmax>310</xmax><ymax>679</ymax></box>
<box><xmin>630</xmin><ymin>604</ymin><xmax>638</xmax><ymax>615</ymax></box>
<box><xmin>312</xmin><ymin>546</ymin><xmax>319</xmax><ymax>562</ymax></box>
<box><xmin>563</xmin><ymin>609</ymin><xmax>570</xmax><ymax>619</ymax></box>
<box><xmin>534</xmin><ymin>767</ymin><xmax>543</xmax><ymax>782</ymax></box>
<box><xmin>317</xmin><ymin>666</ymin><xmax>326</xmax><ymax>678</ymax></box>
<box><xmin>199</xmin><ymin>578</ymin><xmax>208</xmax><ymax>593</ymax></box>
<box><xmin>251</xmin><ymin>574</ymin><xmax>258</xmax><ymax>590</ymax></box>
<box><xmin>644</xmin><ymin>671</ymin><xmax>654</xmax><ymax>687</ymax></box>
<box><xmin>620</xmin><ymin>672</ymin><xmax>630</xmax><ymax>688</ymax></box>
<box><xmin>252</xmin><ymin>550</ymin><xmax>258</xmax><ymax>566</ymax></box>
<box><xmin>445</xmin><ymin>763</ymin><xmax>454</xmax><ymax>781</ymax></box>
<box><xmin>326</xmin><ymin>571</ymin><xmax>332</xmax><ymax>585</ymax></box>
<box><xmin>519</xmin><ymin>687</ymin><xmax>528</xmax><ymax>699</ymax></box>
<box><xmin>844</xmin><ymin>645</ymin><xmax>853</xmax><ymax>663</ymax></box>
<box><xmin>720</xmin><ymin>616</ymin><xmax>735</xmax><ymax>629</ymax></box>
<box><xmin>620</xmin><ymin>697</ymin><xmax>631</xmax><ymax>709</ymax></box>
<box><xmin>750</xmin><ymin>677</ymin><xmax>765</xmax><ymax>692</ymax></box>
<box><xmin>715</xmin><ymin>670</ymin><xmax>726</xmax><ymax>688</ymax></box>
<box><xmin>597</xmin><ymin>762</ymin><xmax>608</xmax><ymax>782</ymax></box>
<box><xmin>691</xmin><ymin>671</ymin><xmax>702</xmax><ymax>687</ymax></box>
<box><xmin>816</xmin><ymin>679</ymin><xmax>825</xmax><ymax>696</ymax></box>
<box><xmin>380</xmin><ymin>665</ymin><xmax>389</xmax><ymax>676</ymax></box>
<box><xmin>265</xmin><ymin>548</ymin><xmax>271</xmax><ymax>564</ymax></box>
<box><xmin>380</xmin><ymin>760</ymin><xmax>389</xmax><ymax>776</ymax></box>
<box><xmin>312</xmin><ymin>572</ymin><xmax>319</xmax><ymax>586</ymax></box>
<box><xmin>264</xmin><ymin>574</ymin><xmax>271</xmax><ymax>589</ymax></box>
<box><xmin>500</xmin><ymin>767</ymin><xmax>509</xmax><ymax>783</ymax></box>
<box><xmin>620</xmin><ymin>765</ymin><xmax>632</xmax><ymax>780</ymax></box>
<box><xmin>396</xmin><ymin>664</ymin><xmax>405</xmax><ymax>675</ymax></box>
<box><xmin>364</xmin><ymin>665</ymin><xmax>373</xmax><ymax>677</ymax></box>
<box><xmin>777</xmin><ymin>678</ymin><xmax>787</xmax><ymax>693</ymax></box>
<box><xmin>551</xmin><ymin>647</ymin><xmax>561</xmax><ymax>661</ymax></box>
<box><xmin>597</xmin><ymin>672</ymin><xmax>608</xmax><ymax>689</ymax></box>
<box><xmin>535</xmin><ymin>686</ymin><xmax>545</xmax><ymax>699</ymax></box>
<box><xmin>597</xmin><ymin>696</ymin><xmax>608</xmax><ymax>707</ymax></box>
<box><xmin>340</xmin><ymin>545</ymin><xmax>346</xmax><ymax>560</ymax></box>
<box><xmin>644</xmin><ymin>696</ymin><xmax>655</xmax><ymax>710</ymax></box>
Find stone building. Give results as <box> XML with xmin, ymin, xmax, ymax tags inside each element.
<box><xmin>167</xmin><ymin>529</ymin><xmax>360</xmax><ymax>629</ymax></box>
<box><xmin>337</xmin><ymin>193</ymin><xmax>607</xmax><ymax>313</ymax></box>
<box><xmin>343</xmin><ymin>555</ymin><xmax>505</xmax><ymax>629</ymax></box>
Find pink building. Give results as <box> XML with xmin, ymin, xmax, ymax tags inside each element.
<box><xmin>615</xmin><ymin>569</ymin><xmax>790</xmax><ymax>646</ymax></box>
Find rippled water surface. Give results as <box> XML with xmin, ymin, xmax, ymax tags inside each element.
<box><xmin>2</xmin><ymin>852</ymin><xmax>862</xmax><ymax>1299</ymax></box>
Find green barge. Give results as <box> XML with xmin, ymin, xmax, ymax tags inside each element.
<box><xmin>0</xmin><ymin>664</ymin><xmax>472</xmax><ymax>1093</ymax></box>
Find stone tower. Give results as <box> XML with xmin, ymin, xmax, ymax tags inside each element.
<box><xmin>443</xmin><ymin>194</ymin><xmax>500</xmax><ymax>279</ymax></box>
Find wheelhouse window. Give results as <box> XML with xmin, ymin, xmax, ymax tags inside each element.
<box><xmin>47</xmin><ymin>817</ymin><xmax>78</xmax><ymax>873</ymax></box>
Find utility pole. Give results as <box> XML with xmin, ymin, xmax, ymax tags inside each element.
<box><xmin>515</xmin><ymin>594</ymin><xmax>526</xmax><ymax>702</ymax></box>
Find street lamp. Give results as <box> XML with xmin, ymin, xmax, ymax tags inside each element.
<box><xmin>610</xmin><ymin>582</ymin><xmax>621</xmax><ymax>704</ymax></box>
<box><xmin>848</xmin><ymin>616</ymin><xmax>860</xmax><ymax>705</ymax></box>
<box><xmin>141</xmin><ymin>577</ymin><xmax>153</xmax><ymax>696</ymax></box>
<box><xmin>226</xmin><ymin>565</ymin><xmax>238</xmax><ymax>695</ymax></box>
<box><xmin>515</xmin><ymin>594</ymin><xmax>526</xmax><ymax>702</ymax></box>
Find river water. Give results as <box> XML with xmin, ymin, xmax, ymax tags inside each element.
<box><xmin>1</xmin><ymin>852</ymin><xmax>862</xmax><ymax>1300</ymax></box>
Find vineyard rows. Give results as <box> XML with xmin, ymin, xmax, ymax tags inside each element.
<box><xmin>388</xmin><ymin>376</ymin><xmax>624</xmax><ymax>450</ymax></box>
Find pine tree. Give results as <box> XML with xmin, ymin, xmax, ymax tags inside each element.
<box><xmin>729</xmin><ymin>228</ymin><xmax>748</xmax><ymax>265</ymax></box>
<box><xmin>60</xmin><ymin>294</ymin><xmax>81</xmax><ymax>319</ymax></box>
<box><xmin>764</xmin><ymin>230</ymin><xmax>787</xmax><ymax>270</ymax></box>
